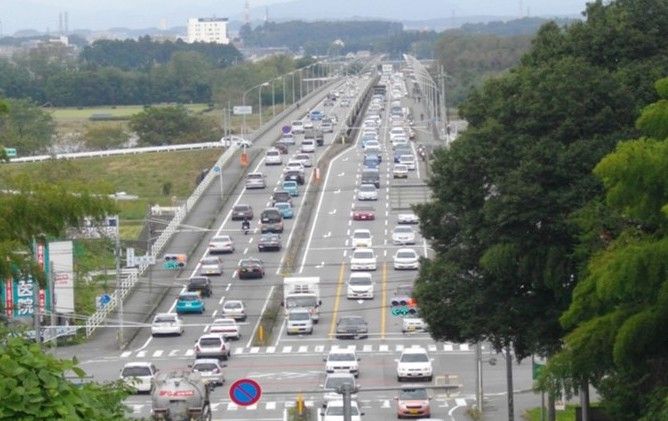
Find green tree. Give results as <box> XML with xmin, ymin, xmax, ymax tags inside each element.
<box><xmin>0</xmin><ymin>327</ymin><xmax>130</xmax><ymax>420</ymax></box>
<box><xmin>539</xmin><ymin>77</ymin><xmax>668</xmax><ymax>421</ymax></box>
<box><xmin>83</xmin><ymin>124</ymin><xmax>128</xmax><ymax>150</ymax></box>
<box><xmin>0</xmin><ymin>99</ymin><xmax>55</xmax><ymax>155</ymax></box>
<box><xmin>129</xmin><ymin>105</ymin><xmax>217</xmax><ymax>146</ymax></box>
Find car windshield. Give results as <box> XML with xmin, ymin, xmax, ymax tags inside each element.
<box><xmin>214</xmin><ymin>236</ymin><xmax>231</xmax><ymax>242</ymax></box>
<box><xmin>193</xmin><ymin>363</ymin><xmax>218</xmax><ymax>371</ymax></box>
<box><xmin>234</xmin><ymin>205</ymin><xmax>249</xmax><ymax>212</ymax></box>
<box><xmin>154</xmin><ymin>315</ymin><xmax>176</xmax><ymax>323</ymax></box>
<box><xmin>122</xmin><ymin>366</ymin><xmax>151</xmax><ymax>377</ymax></box>
<box><xmin>224</xmin><ymin>302</ymin><xmax>242</xmax><ymax>309</ymax></box>
<box><xmin>326</xmin><ymin>406</ymin><xmax>360</xmax><ymax>416</ymax></box>
<box><xmin>201</xmin><ymin>258</ymin><xmax>219</xmax><ymax>265</ymax></box>
<box><xmin>286</xmin><ymin>296</ymin><xmax>317</xmax><ymax>308</ymax></box>
<box><xmin>179</xmin><ymin>294</ymin><xmax>199</xmax><ymax>301</ymax></box>
<box><xmin>267</xmin><ymin>151</ymin><xmax>279</xmax><ymax>156</ymax></box>
<box><xmin>213</xmin><ymin>320</ymin><xmax>234</xmax><ymax>326</ymax></box>
<box><xmin>360</xmin><ymin>185</ymin><xmax>375</xmax><ymax>192</ymax></box>
<box><xmin>354</xmin><ymin>232</ymin><xmax>370</xmax><ymax>239</ymax></box>
<box><xmin>329</xmin><ymin>353</ymin><xmax>355</xmax><ymax>361</ymax></box>
<box><xmin>276</xmin><ymin>203</ymin><xmax>289</xmax><ymax>209</ymax></box>
<box><xmin>324</xmin><ymin>377</ymin><xmax>354</xmax><ymax>389</ymax></box>
<box><xmin>199</xmin><ymin>338</ymin><xmax>222</xmax><ymax>347</ymax></box>
<box><xmin>399</xmin><ymin>388</ymin><xmax>429</xmax><ymax>399</ymax></box>
<box><xmin>340</xmin><ymin>317</ymin><xmax>363</xmax><ymax>326</ymax></box>
<box><xmin>189</xmin><ymin>278</ymin><xmax>207</xmax><ymax>286</ymax></box>
<box><xmin>289</xmin><ymin>312</ymin><xmax>311</xmax><ymax>321</ymax></box>
<box><xmin>397</xmin><ymin>251</ymin><xmax>416</xmax><ymax>259</ymax></box>
<box><xmin>247</xmin><ymin>174</ymin><xmax>262</xmax><ymax>179</ymax></box>
<box><xmin>395</xmin><ymin>227</ymin><xmax>413</xmax><ymax>234</ymax></box>
<box><xmin>354</xmin><ymin>251</ymin><xmax>374</xmax><ymax>259</ymax></box>
<box><xmin>401</xmin><ymin>353</ymin><xmax>429</xmax><ymax>363</ymax></box>
<box><xmin>349</xmin><ymin>277</ymin><xmax>372</xmax><ymax>286</ymax></box>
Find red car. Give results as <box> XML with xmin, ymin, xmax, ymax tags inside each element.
<box><xmin>352</xmin><ymin>205</ymin><xmax>375</xmax><ymax>221</ymax></box>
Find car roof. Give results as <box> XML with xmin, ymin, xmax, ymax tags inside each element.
<box><xmin>212</xmin><ymin>318</ymin><xmax>236</xmax><ymax>323</ymax></box>
<box><xmin>180</xmin><ymin>291</ymin><xmax>201</xmax><ymax>296</ymax></box>
<box><xmin>198</xmin><ymin>333</ymin><xmax>224</xmax><ymax>340</ymax></box>
<box><xmin>194</xmin><ymin>358</ymin><xmax>220</xmax><ymax>365</ymax></box>
<box><xmin>155</xmin><ymin>312</ymin><xmax>178</xmax><ymax>318</ymax></box>
<box><xmin>124</xmin><ymin>361</ymin><xmax>153</xmax><ymax>368</ymax></box>
<box><xmin>224</xmin><ymin>300</ymin><xmax>243</xmax><ymax>305</ymax></box>
<box><xmin>326</xmin><ymin>372</ymin><xmax>356</xmax><ymax>378</ymax></box>
<box><xmin>401</xmin><ymin>347</ymin><xmax>428</xmax><ymax>354</ymax></box>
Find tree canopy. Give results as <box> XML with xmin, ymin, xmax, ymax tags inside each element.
<box><xmin>0</xmin><ymin>99</ymin><xmax>55</xmax><ymax>156</ymax></box>
<box><xmin>539</xmin><ymin>77</ymin><xmax>668</xmax><ymax>420</ymax></box>
<box><xmin>129</xmin><ymin>105</ymin><xmax>217</xmax><ymax>146</ymax></box>
<box><xmin>0</xmin><ymin>327</ymin><xmax>130</xmax><ymax>420</ymax></box>
<box><xmin>416</xmin><ymin>0</ymin><xmax>666</xmax><ymax>360</ymax></box>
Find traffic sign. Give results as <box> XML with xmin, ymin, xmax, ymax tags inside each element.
<box><xmin>229</xmin><ymin>379</ymin><xmax>262</xmax><ymax>406</ymax></box>
<box><xmin>96</xmin><ymin>294</ymin><xmax>111</xmax><ymax>309</ymax></box>
<box><xmin>213</xmin><ymin>165</ymin><xmax>221</xmax><ymax>173</ymax></box>
<box><xmin>281</xmin><ymin>125</ymin><xmax>291</xmax><ymax>134</ymax></box>
<box><xmin>233</xmin><ymin>105</ymin><xmax>252</xmax><ymax>115</ymax></box>
<box><xmin>391</xmin><ymin>306</ymin><xmax>418</xmax><ymax>317</ymax></box>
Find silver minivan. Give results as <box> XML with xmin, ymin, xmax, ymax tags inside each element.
<box><xmin>245</xmin><ymin>172</ymin><xmax>266</xmax><ymax>189</ymax></box>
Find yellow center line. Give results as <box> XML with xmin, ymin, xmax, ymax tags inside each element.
<box><xmin>328</xmin><ymin>261</ymin><xmax>347</xmax><ymax>339</ymax></box>
<box><xmin>381</xmin><ymin>262</ymin><xmax>387</xmax><ymax>339</ymax></box>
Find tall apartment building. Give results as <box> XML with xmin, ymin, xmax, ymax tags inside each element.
<box><xmin>186</xmin><ymin>17</ymin><xmax>230</xmax><ymax>44</ymax></box>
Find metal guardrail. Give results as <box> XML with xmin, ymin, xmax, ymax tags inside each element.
<box><xmin>83</xmin><ymin>79</ymin><xmax>344</xmax><ymax>337</ymax></box>
<box><xmin>7</xmin><ymin>142</ymin><xmax>225</xmax><ymax>164</ymax></box>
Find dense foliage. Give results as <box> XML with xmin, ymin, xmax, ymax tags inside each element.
<box><xmin>0</xmin><ymin>327</ymin><xmax>130</xmax><ymax>420</ymax></box>
<box><xmin>539</xmin><ymin>78</ymin><xmax>668</xmax><ymax>420</ymax></box>
<box><xmin>0</xmin><ymin>98</ymin><xmax>55</xmax><ymax>155</ymax></box>
<box><xmin>0</xmin><ymin>37</ymin><xmax>242</xmax><ymax>106</ymax></box>
<box><xmin>129</xmin><ymin>105</ymin><xmax>218</xmax><ymax>146</ymax></box>
<box><xmin>414</xmin><ymin>1</ymin><xmax>667</xmax><ymax>417</ymax></box>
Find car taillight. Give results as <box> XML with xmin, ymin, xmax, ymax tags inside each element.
<box><xmin>195</xmin><ymin>345</ymin><xmax>200</xmax><ymax>351</ymax></box>
<box><xmin>213</xmin><ymin>368</ymin><xmax>220</xmax><ymax>373</ymax></box>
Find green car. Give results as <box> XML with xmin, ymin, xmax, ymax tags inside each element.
<box><xmin>282</xmin><ymin>180</ymin><xmax>299</xmax><ymax>197</ymax></box>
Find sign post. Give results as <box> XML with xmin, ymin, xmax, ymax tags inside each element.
<box><xmin>213</xmin><ymin>165</ymin><xmax>223</xmax><ymax>199</ymax></box>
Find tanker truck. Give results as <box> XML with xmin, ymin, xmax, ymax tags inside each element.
<box><xmin>151</xmin><ymin>369</ymin><xmax>212</xmax><ymax>421</ymax></box>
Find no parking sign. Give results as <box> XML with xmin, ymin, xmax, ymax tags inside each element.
<box><xmin>229</xmin><ymin>379</ymin><xmax>262</xmax><ymax>406</ymax></box>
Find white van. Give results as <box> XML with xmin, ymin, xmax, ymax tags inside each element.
<box><xmin>301</xmin><ymin>139</ymin><xmax>316</xmax><ymax>153</ymax></box>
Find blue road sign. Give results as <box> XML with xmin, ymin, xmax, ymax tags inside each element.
<box><xmin>281</xmin><ymin>125</ymin><xmax>291</xmax><ymax>134</ymax></box>
<box><xmin>229</xmin><ymin>379</ymin><xmax>262</xmax><ymax>406</ymax></box>
<box><xmin>213</xmin><ymin>165</ymin><xmax>221</xmax><ymax>173</ymax></box>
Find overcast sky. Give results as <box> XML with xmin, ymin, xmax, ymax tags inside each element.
<box><xmin>1</xmin><ymin>0</ymin><xmax>590</xmax><ymax>34</ymax></box>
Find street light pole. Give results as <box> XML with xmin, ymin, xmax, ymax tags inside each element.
<box><xmin>258</xmin><ymin>85</ymin><xmax>263</xmax><ymax>127</ymax></box>
<box><xmin>271</xmin><ymin>80</ymin><xmax>275</xmax><ymax>118</ymax></box>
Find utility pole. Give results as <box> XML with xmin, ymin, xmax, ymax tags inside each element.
<box><xmin>49</xmin><ymin>261</ymin><xmax>56</xmax><ymax>348</ymax></box>
<box><xmin>439</xmin><ymin>65</ymin><xmax>449</xmax><ymax>141</ymax></box>
<box><xmin>506</xmin><ymin>344</ymin><xmax>515</xmax><ymax>421</ymax></box>
<box><xmin>115</xmin><ymin>227</ymin><xmax>124</xmax><ymax>349</ymax></box>
<box><xmin>33</xmin><ymin>276</ymin><xmax>41</xmax><ymax>346</ymax></box>
<box><xmin>475</xmin><ymin>342</ymin><xmax>484</xmax><ymax>412</ymax></box>
<box><xmin>337</xmin><ymin>383</ymin><xmax>354</xmax><ymax>421</ymax></box>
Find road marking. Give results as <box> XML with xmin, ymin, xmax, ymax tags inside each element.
<box><xmin>185</xmin><ymin>349</ymin><xmax>194</xmax><ymax>356</ymax></box>
<box><xmin>243</xmin><ymin>247</ymin><xmax>248</xmax><ymax>255</ymax></box>
<box><xmin>219</xmin><ymin>296</ymin><xmax>225</xmax><ymax>305</ymax></box>
<box><xmin>381</xmin><ymin>262</ymin><xmax>387</xmax><ymax>339</ymax></box>
<box><xmin>168</xmin><ymin>349</ymin><xmax>179</xmax><ymax>357</ymax></box>
<box><xmin>250</xmin><ymin>347</ymin><xmax>260</xmax><ymax>354</ymax></box>
<box><xmin>135</xmin><ymin>335</ymin><xmax>153</xmax><ymax>352</ymax></box>
<box><xmin>248</xmin><ymin>237</ymin><xmax>253</xmax><ymax>244</ymax></box>
<box><xmin>225</xmin><ymin>283</ymin><xmax>231</xmax><ymax>292</ymax></box>
<box><xmin>203</xmin><ymin>324</ymin><xmax>209</xmax><ymax>333</ymax></box>
<box><xmin>363</xmin><ymin>344</ymin><xmax>373</xmax><ymax>352</ymax></box>
<box><xmin>282</xmin><ymin>346</ymin><xmax>293</xmax><ymax>353</ymax></box>
<box><xmin>315</xmin><ymin>345</ymin><xmax>325</xmax><ymax>353</ymax></box>
<box><xmin>328</xmin><ymin>262</ymin><xmax>347</xmax><ymax>339</ymax></box>
<box><xmin>328</xmin><ymin>209</ymin><xmax>336</xmax><ymax>215</ymax></box>
<box><xmin>152</xmin><ymin>350</ymin><xmax>163</xmax><ymax>357</ymax></box>
<box><xmin>137</xmin><ymin>350</ymin><xmax>146</xmax><ymax>358</ymax></box>
<box><xmin>334</xmin><ymin>188</ymin><xmax>341</xmax><ymax>194</ymax></box>
<box><xmin>246</xmin><ymin>285</ymin><xmax>275</xmax><ymax>348</ymax></box>
<box><xmin>212</xmin><ymin>310</ymin><xmax>218</xmax><ymax>318</ymax></box>
<box><xmin>323</xmin><ymin>232</ymin><xmax>331</xmax><ymax>238</ymax></box>
<box><xmin>266</xmin><ymin>346</ymin><xmax>276</xmax><ymax>353</ymax></box>
<box><xmin>299</xmin><ymin>146</ymin><xmax>356</xmax><ymax>273</ymax></box>
<box><xmin>227</xmin><ymin>403</ymin><xmax>238</xmax><ymax>411</ymax></box>
<box><xmin>379</xmin><ymin>344</ymin><xmax>389</xmax><ymax>352</ymax></box>
<box><xmin>298</xmin><ymin>345</ymin><xmax>308</xmax><ymax>353</ymax></box>
<box><xmin>266</xmin><ymin>402</ymin><xmax>277</xmax><ymax>410</ymax></box>
<box><xmin>120</xmin><ymin>351</ymin><xmax>132</xmax><ymax>358</ymax></box>
<box><xmin>381</xmin><ymin>400</ymin><xmax>391</xmax><ymax>408</ymax></box>
<box><xmin>460</xmin><ymin>343</ymin><xmax>470</xmax><ymax>351</ymax></box>
<box><xmin>274</xmin><ymin>319</ymin><xmax>286</xmax><ymax>346</ymax></box>
<box><xmin>395</xmin><ymin>344</ymin><xmax>404</xmax><ymax>352</ymax></box>
<box><xmin>444</xmin><ymin>344</ymin><xmax>454</xmax><ymax>351</ymax></box>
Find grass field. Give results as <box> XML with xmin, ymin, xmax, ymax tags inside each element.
<box><xmin>48</xmin><ymin>103</ymin><xmax>213</xmax><ymax>122</ymax></box>
<box><xmin>0</xmin><ymin>149</ymin><xmax>221</xmax><ymax>239</ymax></box>
<box><xmin>523</xmin><ymin>405</ymin><xmax>577</xmax><ymax>420</ymax></box>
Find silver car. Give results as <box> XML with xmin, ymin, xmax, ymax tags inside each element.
<box><xmin>245</xmin><ymin>172</ymin><xmax>266</xmax><ymax>189</ymax></box>
<box><xmin>199</xmin><ymin>256</ymin><xmax>223</xmax><ymax>276</ymax></box>
<box><xmin>191</xmin><ymin>358</ymin><xmax>225</xmax><ymax>386</ymax></box>
<box><xmin>357</xmin><ymin>184</ymin><xmax>378</xmax><ymax>201</ymax></box>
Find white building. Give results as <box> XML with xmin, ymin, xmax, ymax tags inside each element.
<box><xmin>187</xmin><ymin>17</ymin><xmax>230</xmax><ymax>44</ymax></box>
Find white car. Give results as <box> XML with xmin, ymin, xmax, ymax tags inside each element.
<box><xmin>301</xmin><ymin>139</ymin><xmax>316</xmax><ymax>153</ymax></box>
<box><xmin>120</xmin><ymin>362</ymin><xmax>157</xmax><ymax>393</ymax></box>
<box><xmin>393</xmin><ymin>248</ymin><xmax>420</xmax><ymax>270</ymax></box>
<box><xmin>351</xmin><ymin>229</ymin><xmax>373</xmax><ymax>248</ymax></box>
<box><xmin>392</xmin><ymin>138</ymin><xmax>410</xmax><ymax>149</ymax></box>
<box><xmin>347</xmin><ymin>272</ymin><xmax>374</xmax><ymax>299</ymax></box>
<box><xmin>199</xmin><ymin>256</ymin><xmax>223</xmax><ymax>276</ymax></box>
<box><xmin>245</xmin><ymin>172</ymin><xmax>266</xmax><ymax>189</ymax></box>
<box><xmin>322</xmin><ymin>400</ymin><xmax>363</xmax><ymax>421</ymax></box>
<box><xmin>398</xmin><ymin>213</ymin><xmax>419</xmax><ymax>224</ymax></box>
<box><xmin>291</xmin><ymin>120</ymin><xmax>305</xmax><ymax>134</ymax></box>
<box><xmin>208</xmin><ymin>235</ymin><xmax>234</xmax><ymax>254</ymax></box>
<box><xmin>222</xmin><ymin>300</ymin><xmax>246</xmax><ymax>321</ymax></box>
<box><xmin>390</xmin><ymin>127</ymin><xmax>406</xmax><ymax>140</ymax></box>
<box><xmin>357</xmin><ymin>184</ymin><xmax>378</xmax><ymax>201</ymax></box>
<box><xmin>322</xmin><ymin>373</ymin><xmax>358</xmax><ymax>405</ymax></box>
<box><xmin>279</xmin><ymin>133</ymin><xmax>296</xmax><ymax>145</ymax></box>
<box><xmin>392</xmin><ymin>226</ymin><xmax>416</xmax><ymax>245</ymax></box>
<box><xmin>324</xmin><ymin>349</ymin><xmax>360</xmax><ymax>377</ymax></box>
<box><xmin>284</xmin><ymin>160</ymin><xmax>306</xmax><ymax>175</ymax></box>
<box><xmin>402</xmin><ymin>317</ymin><xmax>428</xmax><ymax>333</ymax></box>
<box><xmin>286</xmin><ymin>308</ymin><xmax>314</xmax><ymax>335</ymax></box>
<box><xmin>209</xmin><ymin>318</ymin><xmax>240</xmax><ymax>340</ymax></box>
<box><xmin>393</xmin><ymin>164</ymin><xmax>409</xmax><ymax>179</ymax></box>
<box><xmin>293</xmin><ymin>153</ymin><xmax>313</xmax><ymax>167</ymax></box>
<box><xmin>195</xmin><ymin>333</ymin><xmax>231</xmax><ymax>360</ymax></box>
<box><xmin>265</xmin><ymin>148</ymin><xmax>283</xmax><ymax>165</ymax></box>
<box><xmin>399</xmin><ymin>154</ymin><xmax>416</xmax><ymax>170</ymax></box>
<box><xmin>151</xmin><ymin>313</ymin><xmax>184</xmax><ymax>336</ymax></box>
<box><xmin>221</xmin><ymin>135</ymin><xmax>252</xmax><ymax>148</ymax></box>
<box><xmin>363</xmin><ymin>140</ymin><xmax>381</xmax><ymax>152</ymax></box>
<box><xmin>396</xmin><ymin>347</ymin><xmax>433</xmax><ymax>382</ymax></box>
<box><xmin>350</xmin><ymin>248</ymin><xmax>377</xmax><ymax>271</ymax></box>
<box><xmin>191</xmin><ymin>358</ymin><xmax>225</xmax><ymax>386</ymax></box>
<box><xmin>303</xmin><ymin>120</ymin><xmax>314</xmax><ymax>130</ymax></box>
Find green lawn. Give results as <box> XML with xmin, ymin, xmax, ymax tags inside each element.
<box><xmin>0</xmin><ymin>149</ymin><xmax>221</xmax><ymax>238</ymax></box>
<box><xmin>523</xmin><ymin>405</ymin><xmax>577</xmax><ymax>421</ymax></box>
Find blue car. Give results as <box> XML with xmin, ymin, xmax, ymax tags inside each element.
<box><xmin>175</xmin><ymin>292</ymin><xmax>205</xmax><ymax>314</ymax></box>
<box><xmin>282</xmin><ymin>180</ymin><xmax>299</xmax><ymax>197</ymax></box>
<box><xmin>274</xmin><ymin>202</ymin><xmax>294</xmax><ymax>219</ymax></box>
<box><xmin>309</xmin><ymin>110</ymin><xmax>323</xmax><ymax>121</ymax></box>
<box><xmin>363</xmin><ymin>154</ymin><xmax>381</xmax><ymax>169</ymax></box>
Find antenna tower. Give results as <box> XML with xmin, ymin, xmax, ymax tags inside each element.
<box><xmin>245</xmin><ymin>0</ymin><xmax>250</xmax><ymax>25</ymax></box>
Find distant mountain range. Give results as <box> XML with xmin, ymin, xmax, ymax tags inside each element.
<box><xmin>2</xmin><ymin>0</ymin><xmax>587</xmax><ymax>34</ymax></box>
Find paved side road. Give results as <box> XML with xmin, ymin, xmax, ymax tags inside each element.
<box><xmin>52</xmin><ymin>79</ymin><xmax>350</xmax><ymax>361</ymax></box>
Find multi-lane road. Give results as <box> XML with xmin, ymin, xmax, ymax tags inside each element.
<box><xmin>56</xmin><ymin>69</ymin><xmax>539</xmax><ymax>421</ymax></box>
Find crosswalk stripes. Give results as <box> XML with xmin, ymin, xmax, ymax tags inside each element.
<box><xmin>127</xmin><ymin>397</ymin><xmax>473</xmax><ymax>414</ymax></box>
<box><xmin>120</xmin><ymin>342</ymin><xmax>475</xmax><ymax>359</ymax></box>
